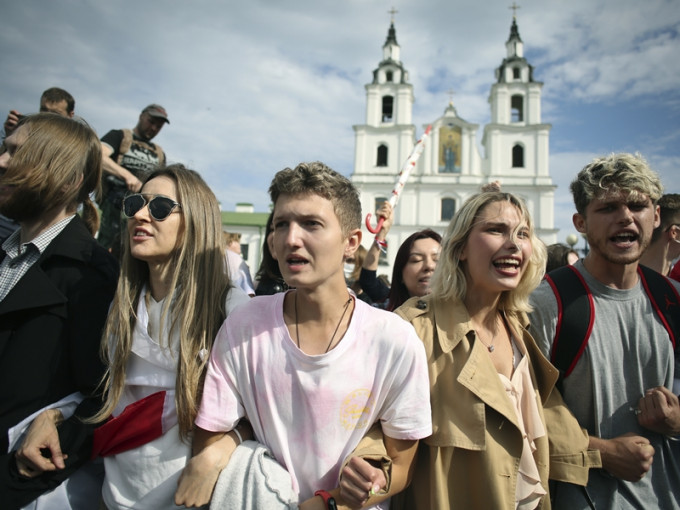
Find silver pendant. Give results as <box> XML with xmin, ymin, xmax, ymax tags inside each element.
<box><xmin>488</xmin><ymin>345</ymin><xmax>494</xmax><ymax>352</ymax></box>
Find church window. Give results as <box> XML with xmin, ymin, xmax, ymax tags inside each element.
<box><xmin>382</xmin><ymin>95</ymin><xmax>394</xmax><ymax>122</ymax></box>
<box><xmin>441</xmin><ymin>198</ymin><xmax>456</xmax><ymax>222</ymax></box>
<box><xmin>512</xmin><ymin>144</ymin><xmax>524</xmax><ymax>168</ymax></box>
<box><xmin>511</xmin><ymin>95</ymin><xmax>523</xmax><ymax>122</ymax></box>
<box><xmin>513</xmin><ymin>67</ymin><xmax>520</xmax><ymax>80</ymax></box>
<box><xmin>376</xmin><ymin>144</ymin><xmax>388</xmax><ymax>166</ymax></box>
<box><xmin>386</xmin><ymin>71</ymin><xmax>393</xmax><ymax>82</ymax></box>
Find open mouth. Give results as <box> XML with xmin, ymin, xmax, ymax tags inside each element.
<box><xmin>493</xmin><ymin>258</ymin><xmax>520</xmax><ymax>270</ymax></box>
<box><xmin>610</xmin><ymin>232</ymin><xmax>638</xmax><ymax>245</ymax></box>
<box><xmin>133</xmin><ymin>228</ymin><xmax>152</xmax><ymax>237</ymax></box>
<box><xmin>286</xmin><ymin>255</ymin><xmax>309</xmax><ymax>267</ymax></box>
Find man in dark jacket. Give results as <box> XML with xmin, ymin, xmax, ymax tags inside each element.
<box><xmin>0</xmin><ymin>113</ymin><xmax>118</xmax><ymax>509</ymax></box>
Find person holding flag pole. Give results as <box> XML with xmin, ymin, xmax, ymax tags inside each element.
<box><xmin>360</xmin><ymin>126</ymin><xmax>441</xmax><ymax>310</ymax></box>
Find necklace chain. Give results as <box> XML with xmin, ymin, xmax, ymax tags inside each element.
<box><xmin>477</xmin><ymin>313</ymin><xmax>500</xmax><ymax>353</ymax></box>
<box><xmin>295</xmin><ymin>292</ymin><xmax>353</xmax><ymax>353</ymax></box>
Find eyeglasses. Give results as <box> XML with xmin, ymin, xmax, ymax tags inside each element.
<box><xmin>122</xmin><ymin>193</ymin><xmax>181</xmax><ymax>221</ymax></box>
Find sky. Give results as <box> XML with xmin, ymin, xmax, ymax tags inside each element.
<box><xmin>2</xmin><ymin>0</ymin><xmax>679</xmax><ymax>251</ymax></box>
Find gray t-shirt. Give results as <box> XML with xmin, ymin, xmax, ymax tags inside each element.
<box><xmin>530</xmin><ymin>260</ymin><xmax>680</xmax><ymax>510</ymax></box>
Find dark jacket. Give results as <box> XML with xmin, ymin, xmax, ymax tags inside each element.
<box><xmin>0</xmin><ymin>216</ymin><xmax>118</xmax><ymax>508</ymax></box>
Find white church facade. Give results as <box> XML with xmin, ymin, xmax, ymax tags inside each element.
<box><xmin>351</xmin><ymin>16</ymin><xmax>557</xmax><ymax>278</ymax></box>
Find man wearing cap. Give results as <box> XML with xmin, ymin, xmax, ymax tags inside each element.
<box><xmin>97</xmin><ymin>104</ymin><xmax>169</xmax><ymax>252</ymax></box>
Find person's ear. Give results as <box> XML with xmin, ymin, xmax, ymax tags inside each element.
<box><xmin>573</xmin><ymin>213</ymin><xmax>586</xmax><ymax>234</ymax></box>
<box><xmin>653</xmin><ymin>205</ymin><xmax>661</xmax><ymax>229</ymax></box>
<box><xmin>344</xmin><ymin>228</ymin><xmax>362</xmax><ymax>260</ymax></box>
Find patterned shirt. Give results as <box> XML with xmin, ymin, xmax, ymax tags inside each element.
<box><xmin>0</xmin><ymin>215</ymin><xmax>75</xmax><ymax>302</ymax></box>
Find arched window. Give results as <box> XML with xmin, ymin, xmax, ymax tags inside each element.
<box><xmin>511</xmin><ymin>95</ymin><xmax>523</xmax><ymax>122</ymax></box>
<box><xmin>385</xmin><ymin>71</ymin><xmax>393</xmax><ymax>82</ymax></box>
<box><xmin>376</xmin><ymin>144</ymin><xmax>388</xmax><ymax>167</ymax></box>
<box><xmin>441</xmin><ymin>198</ymin><xmax>456</xmax><ymax>222</ymax></box>
<box><xmin>512</xmin><ymin>144</ymin><xmax>524</xmax><ymax>168</ymax></box>
<box><xmin>513</xmin><ymin>67</ymin><xmax>520</xmax><ymax>80</ymax></box>
<box><xmin>382</xmin><ymin>95</ymin><xmax>394</xmax><ymax>122</ymax></box>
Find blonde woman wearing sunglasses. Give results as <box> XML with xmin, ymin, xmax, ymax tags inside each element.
<box><xmin>90</xmin><ymin>164</ymin><xmax>249</xmax><ymax>509</ymax></box>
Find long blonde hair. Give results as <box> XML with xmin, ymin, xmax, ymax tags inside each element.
<box><xmin>430</xmin><ymin>191</ymin><xmax>546</xmax><ymax>314</ymax></box>
<box><xmin>93</xmin><ymin>164</ymin><xmax>230</xmax><ymax>440</ymax></box>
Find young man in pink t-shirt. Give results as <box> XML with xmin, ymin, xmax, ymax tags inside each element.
<box><xmin>175</xmin><ymin>162</ymin><xmax>431</xmax><ymax>509</ymax></box>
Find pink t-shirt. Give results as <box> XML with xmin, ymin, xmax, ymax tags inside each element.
<box><xmin>196</xmin><ymin>291</ymin><xmax>432</xmax><ymax>503</ymax></box>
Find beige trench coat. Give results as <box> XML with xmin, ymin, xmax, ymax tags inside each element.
<box><xmin>390</xmin><ymin>295</ymin><xmax>600</xmax><ymax>510</ymax></box>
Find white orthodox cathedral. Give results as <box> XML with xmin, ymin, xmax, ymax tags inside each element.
<box><xmin>351</xmin><ymin>15</ymin><xmax>557</xmax><ymax>277</ymax></box>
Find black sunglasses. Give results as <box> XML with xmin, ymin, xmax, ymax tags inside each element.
<box><xmin>122</xmin><ymin>193</ymin><xmax>181</xmax><ymax>221</ymax></box>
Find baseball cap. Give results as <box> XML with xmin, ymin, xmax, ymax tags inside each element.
<box><xmin>142</xmin><ymin>104</ymin><xmax>170</xmax><ymax>124</ymax></box>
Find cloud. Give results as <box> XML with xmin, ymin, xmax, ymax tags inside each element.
<box><xmin>1</xmin><ymin>0</ymin><xmax>678</xmax><ymax>232</ymax></box>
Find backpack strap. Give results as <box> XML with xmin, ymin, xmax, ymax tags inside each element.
<box><xmin>544</xmin><ymin>265</ymin><xmax>595</xmax><ymax>379</ymax></box>
<box><xmin>116</xmin><ymin>129</ymin><xmax>134</xmax><ymax>165</ymax></box>
<box><xmin>638</xmin><ymin>265</ymin><xmax>679</xmax><ymax>349</ymax></box>
<box><xmin>545</xmin><ymin>264</ymin><xmax>679</xmax><ymax>384</ymax></box>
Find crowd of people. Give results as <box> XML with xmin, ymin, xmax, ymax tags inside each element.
<box><xmin>1</xmin><ymin>89</ymin><xmax>679</xmax><ymax>510</ymax></box>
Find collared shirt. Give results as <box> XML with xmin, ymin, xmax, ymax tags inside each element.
<box><xmin>0</xmin><ymin>215</ymin><xmax>76</xmax><ymax>302</ymax></box>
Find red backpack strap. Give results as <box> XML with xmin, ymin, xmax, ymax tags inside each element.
<box><xmin>638</xmin><ymin>265</ymin><xmax>679</xmax><ymax>349</ymax></box>
<box><xmin>544</xmin><ymin>265</ymin><xmax>595</xmax><ymax>379</ymax></box>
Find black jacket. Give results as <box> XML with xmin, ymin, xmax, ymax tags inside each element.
<box><xmin>0</xmin><ymin>216</ymin><xmax>118</xmax><ymax>508</ymax></box>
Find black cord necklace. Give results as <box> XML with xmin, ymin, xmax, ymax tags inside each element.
<box><xmin>295</xmin><ymin>292</ymin><xmax>353</xmax><ymax>353</ymax></box>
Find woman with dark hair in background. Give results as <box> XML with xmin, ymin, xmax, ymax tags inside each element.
<box><xmin>254</xmin><ymin>212</ymin><xmax>288</xmax><ymax>296</ymax></box>
<box><xmin>385</xmin><ymin>228</ymin><xmax>441</xmax><ymax>311</ymax></box>
<box><xmin>359</xmin><ymin>202</ymin><xmax>441</xmax><ymax>310</ymax></box>
<box><xmin>545</xmin><ymin>243</ymin><xmax>579</xmax><ymax>273</ymax></box>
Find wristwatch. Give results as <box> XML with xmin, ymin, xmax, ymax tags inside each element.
<box><xmin>314</xmin><ymin>489</ymin><xmax>337</xmax><ymax>510</ymax></box>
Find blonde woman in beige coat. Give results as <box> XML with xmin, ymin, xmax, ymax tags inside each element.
<box><xmin>393</xmin><ymin>190</ymin><xmax>600</xmax><ymax>510</ymax></box>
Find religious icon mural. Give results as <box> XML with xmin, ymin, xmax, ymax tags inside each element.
<box><xmin>439</xmin><ymin>124</ymin><xmax>462</xmax><ymax>173</ymax></box>
<box><xmin>439</xmin><ymin>124</ymin><xmax>461</xmax><ymax>174</ymax></box>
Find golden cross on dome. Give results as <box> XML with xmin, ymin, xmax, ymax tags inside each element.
<box><xmin>388</xmin><ymin>7</ymin><xmax>399</xmax><ymax>23</ymax></box>
<box><xmin>509</xmin><ymin>2</ymin><xmax>520</xmax><ymax>19</ymax></box>
<box><xmin>447</xmin><ymin>88</ymin><xmax>456</xmax><ymax>105</ymax></box>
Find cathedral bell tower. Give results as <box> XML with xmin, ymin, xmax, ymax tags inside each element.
<box><xmin>351</xmin><ymin>10</ymin><xmax>557</xmax><ymax>280</ymax></box>
<box><xmin>352</xmin><ymin>13</ymin><xmax>415</xmax><ymax>179</ymax></box>
<box><xmin>482</xmin><ymin>12</ymin><xmax>556</xmax><ymax>240</ymax></box>
<box><xmin>483</xmin><ymin>14</ymin><xmax>551</xmax><ymax>180</ymax></box>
